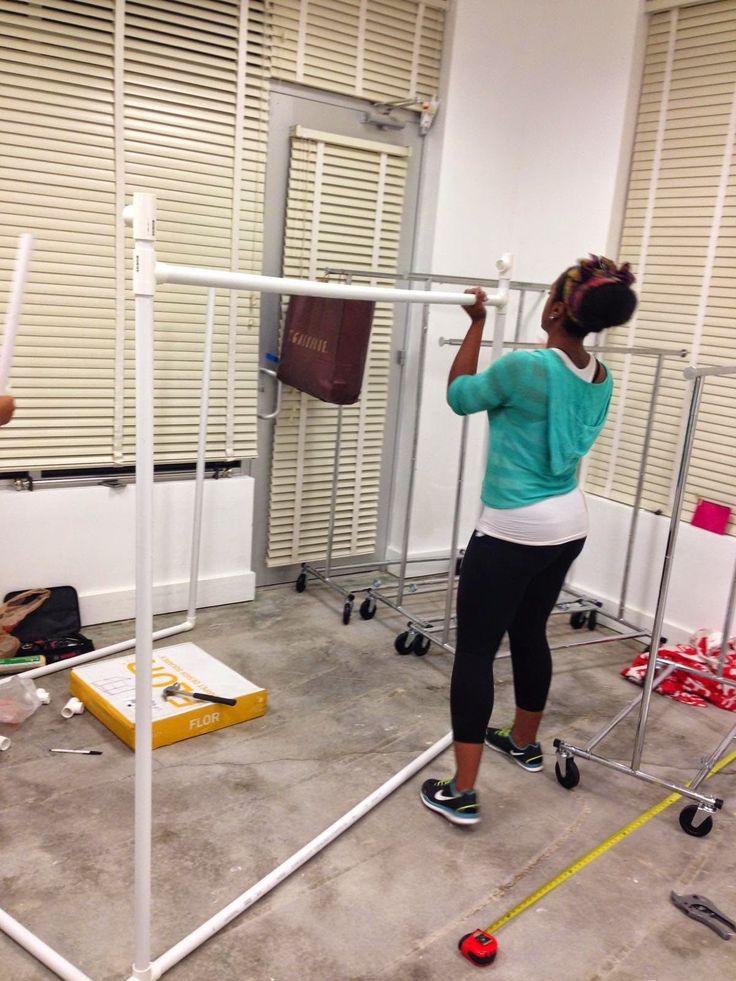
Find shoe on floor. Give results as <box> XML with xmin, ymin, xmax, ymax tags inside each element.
<box><xmin>484</xmin><ymin>726</ymin><xmax>543</xmax><ymax>772</ymax></box>
<box><xmin>420</xmin><ymin>777</ymin><xmax>480</xmax><ymax>825</ymax></box>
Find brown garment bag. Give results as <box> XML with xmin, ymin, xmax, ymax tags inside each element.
<box><xmin>276</xmin><ymin>295</ymin><xmax>375</xmax><ymax>405</ymax></box>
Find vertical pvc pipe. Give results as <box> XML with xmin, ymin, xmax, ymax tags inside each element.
<box><xmin>491</xmin><ymin>255</ymin><xmax>512</xmax><ymax>362</ymax></box>
<box><xmin>129</xmin><ymin>193</ymin><xmax>157</xmax><ymax>981</ymax></box>
<box><xmin>630</xmin><ymin>376</ymin><xmax>704</xmax><ymax>772</ymax></box>
<box><xmin>512</xmin><ymin>287</ymin><xmax>526</xmax><ymax>344</ymax></box>
<box><xmin>0</xmin><ymin>233</ymin><xmax>33</xmax><ymax>389</ymax></box>
<box><xmin>396</xmin><ymin>288</ymin><xmax>432</xmax><ymax>606</ymax></box>
<box><xmin>618</xmin><ymin>354</ymin><xmax>665</xmax><ymax>619</ymax></box>
<box><xmin>187</xmin><ymin>289</ymin><xmax>217</xmax><ymax>621</ymax></box>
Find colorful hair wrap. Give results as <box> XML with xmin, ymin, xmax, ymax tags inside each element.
<box><xmin>561</xmin><ymin>255</ymin><xmax>635</xmax><ymax>326</ymax></box>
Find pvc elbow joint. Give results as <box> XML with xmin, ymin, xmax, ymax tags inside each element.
<box><xmin>0</xmin><ymin>735</ymin><xmax>11</xmax><ymax>752</ymax></box>
<box><xmin>61</xmin><ymin>697</ymin><xmax>84</xmax><ymax>719</ymax></box>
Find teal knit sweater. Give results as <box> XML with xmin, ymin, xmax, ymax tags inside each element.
<box><xmin>447</xmin><ymin>349</ymin><xmax>613</xmax><ymax>508</ymax></box>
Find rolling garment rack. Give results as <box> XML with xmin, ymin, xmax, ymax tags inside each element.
<box><xmin>293</xmin><ymin>269</ymin><xmax>548</xmax><ymax>629</ymax></box>
<box><xmin>369</xmin><ymin>336</ymin><xmax>688</xmax><ymax>659</ymax></box>
<box><xmin>0</xmin><ymin>192</ymin><xmax>515</xmax><ymax>981</ymax></box>
<box><xmin>554</xmin><ymin>361</ymin><xmax>736</xmax><ymax>837</ymax></box>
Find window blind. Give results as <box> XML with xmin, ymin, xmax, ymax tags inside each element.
<box><xmin>267</xmin><ymin>127</ymin><xmax>410</xmax><ymax>566</ymax></box>
<box><xmin>122</xmin><ymin>0</ymin><xmax>267</xmax><ymax>464</ymax></box>
<box><xmin>584</xmin><ymin>0</ymin><xmax>736</xmax><ymax>529</ymax></box>
<box><xmin>0</xmin><ymin>0</ymin><xmax>269</xmax><ymax>471</ymax></box>
<box><xmin>268</xmin><ymin>0</ymin><xmax>446</xmax><ymax>104</ymax></box>
<box><xmin>0</xmin><ymin>0</ymin><xmax>118</xmax><ymax>469</ymax></box>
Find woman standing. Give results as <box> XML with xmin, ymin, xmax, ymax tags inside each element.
<box><xmin>421</xmin><ymin>256</ymin><xmax>637</xmax><ymax>826</ymax></box>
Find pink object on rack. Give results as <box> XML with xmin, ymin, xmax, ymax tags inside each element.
<box><xmin>691</xmin><ymin>499</ymin><xmax>731</xmax><ymax>535</ymax></box>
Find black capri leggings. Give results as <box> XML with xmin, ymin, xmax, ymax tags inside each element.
<box><xmin>450</xmin><ymin>532</ymin><xmax>585</xmax><ymax>744</ymax></box>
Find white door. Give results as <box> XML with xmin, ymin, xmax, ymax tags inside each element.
<box><xmin>251</xmin><ymin>82</ymin><xmax>425</xmax><ymax>586</ymax></box>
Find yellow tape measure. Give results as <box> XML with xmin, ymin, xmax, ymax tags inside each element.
<box><xmin>458</xmin><ymin>748</ymin><xmax>736</xmax><ymax>966</ymax></box>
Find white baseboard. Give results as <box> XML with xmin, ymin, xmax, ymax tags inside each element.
<box><xmin>80</xmin><ymin>572</ymin><xmax>256</xmax><ymax>628</ymax></box>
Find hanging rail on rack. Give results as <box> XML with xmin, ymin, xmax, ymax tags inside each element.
<box><xmin>554</xmin><ymin>360</ymin><xmax>736</xmax><ymax>838</ymax></box>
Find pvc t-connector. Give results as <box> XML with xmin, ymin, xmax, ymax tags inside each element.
<box><xmin>61</xmin><ymin>697</ymin><xmax>84</xmax><ymax>719</ymax></box>
<box><xmin>36</xmin><ymin>687</ymin><xmax>51</xmax><ymax>705</ymax></box>
<box><xmin>130</xmin><ymin>193</ymin><xmax>156</xmax><ymax>241</ymax></box>
<box><xmin>0</xmin><ymin>735</ymin><xmax>11</xmax><ymax>752</ymax></box>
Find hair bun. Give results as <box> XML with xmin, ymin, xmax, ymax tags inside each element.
<box><xmin>563</xmin><ymin>255</ymin><xmax>636</xmax><ymax>331</ymax></box>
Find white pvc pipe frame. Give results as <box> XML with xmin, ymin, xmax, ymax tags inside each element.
<box><xmin>1</xmin><ymin>192</ymin><xmax>511</xmax><ymax>981</ymax></box>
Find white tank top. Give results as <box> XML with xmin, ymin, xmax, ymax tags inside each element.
<box><xmin>474</xmin><ymin>349</ymin><xmax>595</xmax><ymax>546</ymax></box>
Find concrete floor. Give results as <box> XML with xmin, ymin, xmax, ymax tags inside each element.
<box><xmin>1</xmin><ymin>578</ymin><xmax>735</xmax><ymax>981</ymax></box>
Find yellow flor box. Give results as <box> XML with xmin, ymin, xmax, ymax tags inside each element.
<box><xmin>70</xmin><ymin>642</ymin><xmax>267</xmax><ymax>750</ymax></box>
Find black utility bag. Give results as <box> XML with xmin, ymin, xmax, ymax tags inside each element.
<box><xmin>3</xmin><ymin>586</ymin><xmax>94</xmax><ymax>664</ymax></box>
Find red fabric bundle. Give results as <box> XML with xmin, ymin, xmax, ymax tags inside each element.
<box><xmin>621</xmin><ymin>632</ymin><xmax>736</xmax><ymax>711</ymax></box>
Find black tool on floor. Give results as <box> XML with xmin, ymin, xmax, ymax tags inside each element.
<box><xmin>161</xmin><ymin>682</ymin><xmax>237</xmax><ymax>707</ymax></box>
<box><xmin>671</xmin><ymin>892</ymin><xmax>736</xmax><ymax>940</ymax></box>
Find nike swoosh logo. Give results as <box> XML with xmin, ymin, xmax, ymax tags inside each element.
<box><xmin>434</xmin><ymin>789</ymin><xmax>460</xmax><ymax>801</ymax></box>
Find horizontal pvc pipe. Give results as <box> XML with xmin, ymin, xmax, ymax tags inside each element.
<box><xmin>145</xmin><ymin>731</ymin><xmax>453</xmax><ymax>980</ymax></box>
<box><xmin>24</xmin><ymin>621</ymin><xmax>193</xmax><ymax>680</ymax></box>
<box><xmin>156</xmin><ymin>263</ymin><xmax>505</xmax><ymax>308</ymax></box>
<box><xmin>0</xmin><ymin>233</ymin><xmax>33</xmax><ymax>389</ymax></box>
<box><xmin>0</xmin><ymin>908</ymin><xmax>92</xmax><ymax>981</ymax></box>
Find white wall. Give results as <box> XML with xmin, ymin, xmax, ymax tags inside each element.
<box><xmin>574</xmin><ymin>495</ymin><xmax>736</xmax><ymax>644</ymax></box>
<box><xmin>391</xmin><ymin>0</ymin><xmax>735</xmax><ymax>642</ymax></box>
<box><xmin>0</xmin><ymin>475</ymin><xmax>255</xmax><ymax>628</ymax></box>
<box><xmin>391</xmin><ymin>0</ymin><xmax>646</xmax><ymax>557</ymax></box>
<box><xmin>386</xmin><ymin>0</ymin><xmax>736</xmax><ymax>642</ymax></box>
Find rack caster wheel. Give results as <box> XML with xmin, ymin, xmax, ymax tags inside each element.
<box><xmin>570</xmin><ymin>611</ymin><xmax>588</xmax><ymax>629</ymax></box>
<box><xmin>412</xmin><ymin>634</ymin><xmax>431</xmax><ymax>656</ymax></box>
<box><xmin>359</xmin><ymin>597</ymin><xmax>376</xmax><ymax>620</ymax></box>
<box><xmin>587</xmin><ymin>610</ymin><xmax>598</xmax><ymax>630</ymax></box>
<box><xmin>295</xmin><ymin>572</ymin><xmax>307</xmax><ymax>593</ymax></box>
<box><xmin>678</xmin><ymin>804</ymin><xmax>713</xmax><ymax>838</ymax></box>
<box><xmin>555</xmin><ymin>757</ymin><xmax>580</xmax><ymax>789</ymax></box>
<box><xmin>342</xmin><ymin>600</ymin><xmax>353</xmax><ymax>625</ymax></box>
<box><xmin>394</xmin><ymin>631</ymin><xmax>414</xmax><ymax>655</ymax></box>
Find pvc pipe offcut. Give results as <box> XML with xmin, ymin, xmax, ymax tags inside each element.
<box><xmin>61</xmin><ymin>698</ymin><xmax>84</xmax><ymax>719</ymax></box>
<box><xmin>0</xmin><ymin>233</ymin><xmax>33</xmax><ymax>390</ymax></box>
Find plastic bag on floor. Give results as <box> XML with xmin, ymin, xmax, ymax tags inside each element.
<box><xmin>0</xmin><ymin>674</ymin><xmax>41</xmax><ymax>724</ymax></box>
